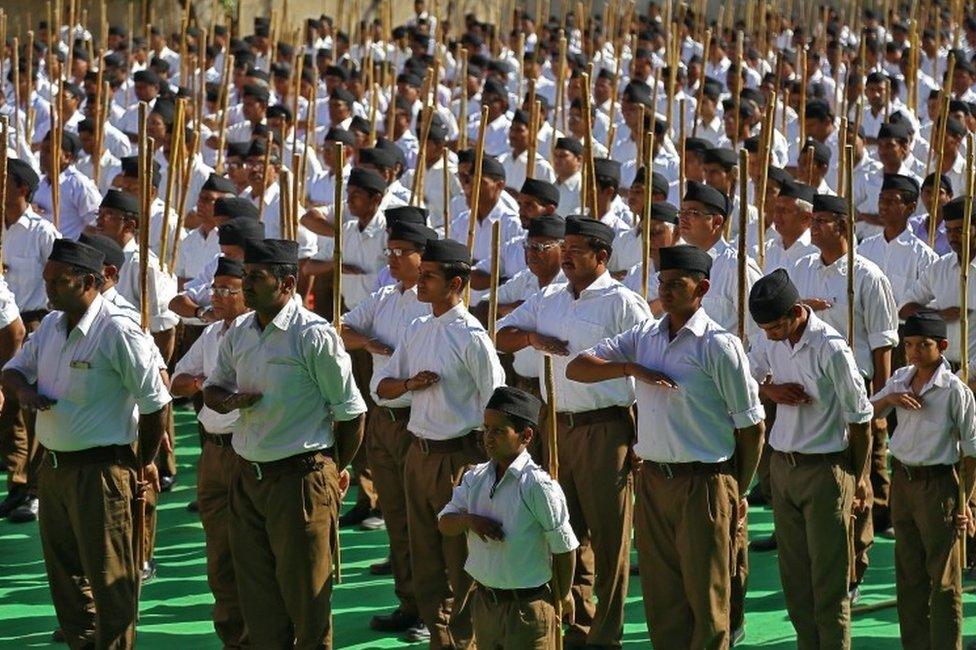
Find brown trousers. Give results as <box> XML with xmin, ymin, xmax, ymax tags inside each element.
<box><xmin>543</xmin><ymin>408</ymin><xmax>633</xmax><ymax>648</ymax></box>
<box><xmin>891</xmin><ymin>463</ymin><xmax>963</xmax><ymax>650</ymax></box>
<box><xmin>350</xmin><ymin>348</ymin><xmax>378</xmax><ymax>511</ymax></box>
<box><xmin>471</xmin><ymin>587</ymin><xmax>558</xmax><ymax>649</ymax></box>
<box><xmin>229</xmin><ymin>453</ymin><xmax>339</xmax><ymax>649</ymax></box>
<box><xmin>770</xmin><ymin>452</ymin><xmax>855</xmax><ymax>650</ymax></box>
<box><xmin>634</xmin><ymin>464</ymin><xmax>737</xmax><ymax>649</ymax></box>
<box><xmin>366</xmin><ymin>407</ymin><xmax>416</xmax><ymax>616</ymax></box>
<box><xmin>852</xmin><ymin>422</ymin><xmax>878</xmax><ymax>586</ymax></box>
<box><xmin>1</xmin><ymin>313</ymin><xmax>46</xmax><ymax>496</ymax></box>
<box><xmin>196</xmin><ymin>434</ymin><xmax>247</xmax><ymax>648</ymax></box>
<box><xmin>38</xmin><ymin>450</ymin><xmax>139</xmax><ymax>649</ymax></box>
<box><xmin>404</xmin><ymin>434</ymin><xmax>485</xmax><ymax>649</ymax></box>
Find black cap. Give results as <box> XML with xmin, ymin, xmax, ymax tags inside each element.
<box><xmin>480</xmin><ymin>155</ymin><xmax>506</xmax><ymax>181</ymax></box>
<box><xmin>385</xmin><ymin>205</ymin><xmax>428</xmax><ymax>225</ymax></box>
<box><xmin>593</xmin><ymin>158</ymin><xmax>621</xmax><ymax>185</ymax></box>
<box><xmin>527</xmin><ymin>215</ymin><xmax>566</xmax><ymax>238</ymax></box>
<box><xmin>651</xmin><ymin>171</ymin><xmax>670</xmax><ymax>197</ymax></box>
<box><xmin>78</xmin><ymin>233</ymin><xmax>125</xmax><ymax>268</ymax></box>
<box><xmin>226</xmin><ymin>141</ymin><xmax>251</xmax><ymax>158</ymax></box>
<box><xmin>881</xmin><ymin>173</ymin><xmax>920</xmax><ymax>200</ymax></box>
<box><xmin>7</xmin><ymin>158</ymin><xmax>39</xmax><ymax>192</ymax></box>
<box><xmin>218</xmin><ymin>218</ymin><xmax>266</xmax><ymax>245</ymax></box>
<box><xmin>802</xmin><ymin>138</ymin><xmax>831</xmax><ymax>165</ymax></box>
<box><xmin>659</xmin><ymin>244</ymin><xmax>712</xmax><ymax>277</ymax></box>
<box><xmin>388</xmin><ymin>222</ymin><xmax>436</xmax><ymax>247</ymax></box>
<box><xmin>946</xmin><ymin>116</ymin><xmax>967</xmax><ymax>137</ymax></box>
<box><xmin>878</xmin><ymin>121</ymin><xmax>912</xmax><ymax>141</ymax></box>
<box><xmin>650</xmin><ymin>202</ymin><xmax>679</xmax><ymax>224</ymax></box>
<box><xmin>683</xmin><ymin>180</ymin><xmax>729</xmax><ymax>216</ymax></box>
<box><xmin>812</xmin><ymin>194</ymin><xmax>848</xmax><ymax>215</ymax></box>
<box><xmin>244</xmin><ymin>238</ymin><xmax>299</xmax><ymax>264</ymax></box>
<box><xmin>133</xmin><ymin>69</ymin><xmax>161</xmax><ymax>86</ymax></box>
<box><xmin>349</xmin><ymin>115</ymin><xmax>372</xmax><ymax>135</ymax></box>
<box><xmin>266</xmin><ymin>104</ymin><xmax>292</xmax><ymax>121</ymax></box>
<box><xmin>779</xmin><ymin>180</ymin><xmax>816</xmax><ymax>204</ymax></box>
<box><xmin>120</xmin><ymin>156</ymin><xmax>162</xmax><ymax>188</ymax></box>
<box><xmin>49</xmin><ymin>239</ymin><xmax>104</xmax><ymax>274</ymax></box>
<box><xmin>704</xmin><ymin>147</ymin><xmax>738</xmax><ymax>169</ymax></box>
<box><xmin>899</xmin><ymin>309</ymin><xmax>948</xmax><ymax>339</ymax></box>
<box><xmin>358</xmin><ymin>147</ymin><xmax>397</xmax><ymax>169</ymax></box>
<box><xmin>922</xmin><ymin>172</ymin><xmax>953</xmax><ymax>196</ymax></box>
<box><xmin>324</xmin><ymin>127</ymin><xmax>355</xmax><ymax>147</ymax></box>
<box><xmin>749</xmin><ymin>269</ymin><xmax>800</xmax><ymax>324</ymax></box>
<box><xmin>202</xmin><ymin>174</ymin><xmax>238</xmax><ymax>195</ymax></box>
<box><xmin>242</xmin><ymin>83</ymin><xmax>270</xmax><ymax>104</ymax></box>
<box><xmin>767</xmin><ymin>167</ymin><xmax>792</xmax><ymax>188</ymax></box>
<box><xmin>805</xmin><ymin>99</ymin><xmax>833</xmax><ymax>121</ymax></box>
<box><xmin>215</xmin><ymin>257</ymin><xmax>245</xmax><ymax>278</ymax></box>
<box><xmin>330</xmin><ymin>87</ymin><xmax>357</xmax><ymax>105</ymax></box>
<box><xmin>214</xmin><ymin>196</ymin><xmax>260</xmax><ymax>220</ymax></box>
<box><xmin>520</xmin><ymin>178</ymin><xmax>560</xmax><ymax>206</ymax></box>
<box><xmin>100</xmin><ymin>189</ymin><xmax>140</xmax><ymax>215</ymax></box>
<box><xmin>555</xmin><ymin>137</ymin><xmax>583</xmax><ymax>155</ymax></box>
<box><xmin>348</xmin><ymin>167</ymin><xmax>388</xmax><ymax>194</ymax></box>
<box><xmin>485</xmin><ymin>385</ymin><xmax>542</xmax><ymax>428</ymax></box>
<box><xmin>421</xmin><ymin>238</ymin><xmax>471</xmax><ymax>264</ymax></box>
<box><xmin>942</xmin><ymin>196</ymin><xmax>975</xmax><ymax>222</ymax></box>
<box><xmin>684</xmin><ymin>137</ymin><xmax>712</xmax><ymax>155</ymax></box>
<box><xmin>565</xmin><ymin>215</ymin><xmax>614</xmax><ymax>246</ymax></box>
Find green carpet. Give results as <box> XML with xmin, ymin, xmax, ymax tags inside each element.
<box><xmin>1</xmin><ymin>408</ymin><xmax>974</xmax><ymax>648</ymax></box>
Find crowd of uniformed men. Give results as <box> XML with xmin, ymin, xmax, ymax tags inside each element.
<box><xmin>2</xmin><ymin>0</ymin><xmax>976</xmax><ymax>648</ymax></box>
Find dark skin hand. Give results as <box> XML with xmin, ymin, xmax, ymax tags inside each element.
<box><xmin>759</xmin><ymin>382</ymin><xmax>812</xmax><ymax>406</ymax></box>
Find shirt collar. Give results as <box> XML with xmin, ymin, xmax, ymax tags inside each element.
<box><xmin>435</xmin><ymin>301</ymin><xmax>467</xmax><ymax>323</ymax></box>
<box><xmin>660</xmin><ymin>307</ymin><xmax>709</xmax><ymax>339</ymax></box>
<box><xmin>901</xmin><ymin>358</ymin><xmax>953</xmax><ymax>392</ymax></box>
<box><xmin>707</xmin><ymin>239</ymin><xmax>731</xmax><ymax>258</ymax></box>
<box><xmin>492</xmin><ymin>449</ymin><xmax>533</xmax><ymax>483</ymax></box>
<box><xmin>61</xmin><ymin>293</ymin><xmax>105</xmax><ymax>337</ymax></box>
<box><xmin>579</xmin><ymin>270</ymin><xmax>616</xmax><ymax>296</ymax></box>
<box><xmin>260</xmin><ymin>297</ymin><xmax>299</xmax><ymax>332</ymax></box>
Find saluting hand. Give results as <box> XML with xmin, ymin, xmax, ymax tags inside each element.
<box><xmin>626</xmin><ymin>363</ymin><xmax>678</xmax><ymax>389</ymax></box>
<box><xmin>407</xmin><ymin>371</ymin><xmax>440</xmax><ymax>391</ymax></box>
<box><xmin>888</xmin><ymin>392</ymin><xmax>923</xmax><ymax>410</ymax></box>
<box><xmin>18</xmin><ymin>388</ymin><xmax>57</xmax><ymax>412</ymax></box>
<box><xmin>802</xmin><ymin>298</ymin><xmax>833</xmax><ymax>312</ymax></box>
<box><xmin>528</xmin><ymin>332</ymin><xmax>570</xmax><ymax>356</ymax></box>
<box><xmin>225</xmin><ymin>392</ymin><xmax>263</xmax><ymax>411</ymax></box>
<box><xmin>761</xmin><ymin>383</ymin><xmax>812</xmax><ymax>406</ymax></box>
<box><xmin>465</xmin><ymin>513</ymin><xmax>505</xmax><ymax>542</ymax></box>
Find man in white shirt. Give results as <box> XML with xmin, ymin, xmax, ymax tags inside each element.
<box><xmin>204</xmin><ymin>238</ymin><xmax>367</xmax><ymax>648</ymax></box>
<box><xmin>791</xmin><ymin>193</ymin><xmax>900</xmax><ymax>585</ymax></box>
<box><xmin>871</xmin><ymin>310</ymin><xmax>976</xmax><ymax>649</ymax></box>
<box><xmin>499</xmin><ymin>109</ymin><xmax>557</xmax><ymax>192</ymax></box>
<box><xmin>552</xmin><ymin>137</ymin><xmax>584</xmax><ymax>217</ymax></box>
<box><xmin>33</xmin><ymin>131</ymin><xmax>102</xmax><ymax>240</ymax></box>
<box><xmin>175</xmin><ymin>174</ymin><xmax>239</xmax><ymax>286</ymax></box>
<box><xmin>468</xmin><ymin>78</ymin><xmax>513</xmax><ymax>157</ymax></box>
<box><xmin>496</xmin><ymin>217</ymin><xmax>651</xmax><ymax>648</ymax></box>
<box><xmin>340</xmin><ymin>221</ymin><xmax>435</xmax><ymax>638</ymax></box>
<box><xmin>761</xmin><ymin>179</ymin><xmax>819</xmax><ymax>272</ymax></box>
<box><xmin>438</xmin><ymin>386</ymin><xmax>579</xmax><ymax>649</ymax></box>
<box><xmin>568</xmin><ymin>244</ymin><xmax>765</xmax><ymax>649</ymax></box>
<box><xmin>373</xmin><ymin>238</ymin><xmax>505</xmax><ymax>648</ymax></box>
<box><xmin>170</xmin><ymin>256</ymin><xmax>249</xmax><ymax>648</ymax></box>
<box><xmin>2</xmin><ymin>239</ymin><xmax>171</xmax><ymax>648</ymax></box>
<box><xmin>747</xmin><ymin>269</ymin><xmax>873</xmax><ymax>649</ymax></box>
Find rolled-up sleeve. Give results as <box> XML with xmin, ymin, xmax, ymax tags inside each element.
<box><xmin>308</xmin><ymin>325</ymin><xmax>367</xmax><ymax>422</ymax></box>
<box><xmin>438</xmin><ymin>469</ymin><xmax>473</xmax><ymax>519</ymax></box>
<box><xmin>203</xmin><ymin>327</ymin><xmax>237</xmax><ymax>392</ymax></box>
<box><xmin>3</xmin><ymin>319</ymin><xmax>44</xmax><ymax>384</ymax></box>
<box><xmin>826</xmin><ymin>347</ymin><xmax>873</xmax><ymax>424</ymax></box>
<box><xmin>111</xmin><ymin>325</ymin><xmax>172</xmax><ymax>414</ymax></box>
<box><xmin>953</xmin><ymin>381</ymin><xmax>976</xmax><ymax>458</ymax></box>
<box><xmin>863</xmin><ymin>272</ymin><xmax>900</xmax><ymax>351</ymax></box>
<box><xmin>710</xmin><ymin>335</ymin><xmax>766</xmax><ymax>429</ymax></box>
<box><xmin>524</xmin><ymin>475</ymin><xmax>579</xmax><ymax>555</ymax></box>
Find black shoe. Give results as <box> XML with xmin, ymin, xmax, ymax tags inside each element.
<box><xmin>339</xmin><ymin>502</ymin><xmax>372</xmax><ymax>528</ymax></box>
<box><xmin>0</xmin><ymin>490</ymin><xmax>27</xmax><ymax>518</ymax></box>
<box><xmin>159</xmin><ymin>475</ymin><xmax>176</xmax><ymax>492</ymax></box>
<box><xmin>51</xmin><ymin>628</ymin><xmax>66</xmax><ymax>643</ymax></box>
<box><xmin>141</xmin><ymin>559</ymin><xmax>158</xmax><ymax>583</ymax></box>
<box><xmin>186</xmin><ymin>500</ymin><xmax>199</xmax><ymax>513</ymax></box>
<box><xmin>8</xmin><ymin>495</ymin><xmax>38</xmax><ymax>523</ymax></box>
<box><xmin>370</xmin><ymin>557</ymin><xmax>393</xmax><ymax>575</ymax></box>
<box><xmin>731</xmin><ymin>626</ymin><xmax>745</xmax><ymax>646</ymax></box>
<box><xmin>370</xmin><ymin>608</ymin><xmax>421</xmax><ymax>632</ymax></box>
<box><xmin>748</xmin><ymin>533</ymin><xmax>777</xmax><ymax>552</ymax></box>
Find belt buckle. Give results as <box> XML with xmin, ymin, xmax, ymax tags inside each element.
<box><xmin>251</xmin><ymin>462</ymin><xmax>263</xmax><ymax>481</ymax></box>
<box><xmin>660</xmin><ymin>462</ymin><xmax>674</xmax><ymax>479</ymax></box>
<box><xmin>418</xmin><ymin>437</ymin><xmax>429</xmax><ymax>455</ymax></box>
<box><xmin>387</xmin><ymin>408</ymin><xmax>396</xmax><ymax>422</ymax></box>
<box><xmin>902</xmin><ymin>464</ymin><xmax>913</xmax><ymax>481</ymax></box>
<box><xmin>565</xmin><ymin>412</ymin><xmax>575</xmax><ymax>428</ymax></box>
<box><xmin>50</xmin><ymin>450</ymin><xmax>58</xmax><ymax>469</ymax></box>
<box><xmin>785</xmin><ymin>452</ymin><xmax>797</xmax><ymax>468</ymax></box>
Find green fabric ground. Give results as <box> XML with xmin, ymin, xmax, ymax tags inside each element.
<box><xmin>1</xmin><ymin>408</ymin><xmax>974</xmax><ymax>649</ymax></box>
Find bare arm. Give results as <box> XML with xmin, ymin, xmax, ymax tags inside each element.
<box><xmin>0</xmin><ymin>319</ymin><xmax>26</xmax><ymax>366</ymax></box>
<box><xmin>733</xmin><ymin>422</ymin><xmax>765</xmax><ymax>496</ymax></box>
<box><xmin>137</xmin><ymin>405</ymin><xmax>169</xmax><ymax>467</ymax></box>
<box><xmin>169</xmin><ymin>293</ymin><xmax>203</xmax><ymax>319</ymax></box>
<box><xmin>551</xmin><ymin>550</ymin><xmax>576</xmax><ymax>602</ymax></box>
<box><xmin>848</xmin><ymin>421</ymin><xmax>871</xmax><ymax>483</ymax></box>
<box><xmin>870</xmin><ymin>347</ymin><xmax>892</xmax><ymax>396</ymax></box>
<box><xmin>334</xmin><ymin>414</ymin><xmax>365</xmax><ymax>469</ymax></box>
<box><xmin>300</xmin><ymin>207</ymin><xmax>336</xmax><ymax>237</ymax></box>
<box><xmin>170</xmin><ymin>373</ymin><xmax>205</xmax><ymax>398</ymax></box>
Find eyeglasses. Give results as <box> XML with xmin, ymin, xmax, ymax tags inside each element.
<box><xmin>383</xmin><ymin>247</ymin><xmax>420</xmax><ymax>257</ymax></box>
<box><xmin>211</xmin><ymin>286</ymin><xmax>243</xmax><ymax>297</ymax></box>
<box><xmin>522</xmin><ymin>240</ymin><xmax>562</xmax><ymax>253</ymax></box>
<box><xmin>678</xmin><ymin>208</ymin><xmax>718</xmax><ymax>219</ymax></box>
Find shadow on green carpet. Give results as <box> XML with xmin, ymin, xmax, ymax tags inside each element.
<box><xmin>0</xmin><ymin>408</ymin><xmax>973</xmax><ymax>648</ymax></box>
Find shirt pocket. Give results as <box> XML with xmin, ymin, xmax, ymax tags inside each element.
<box><xmin>65</xmin><ymin>360</ymin><xmax>114</xmax><ymax>406</ymax></box>
<box><xmin>261</xmin><ymin>357</ymin><xmax>312</xmax><ymax>402</ymax></box>
<box><xmin>569</xmin><ymin>319</ymin><xmax>610</xmax><ymax>353</ymax></box>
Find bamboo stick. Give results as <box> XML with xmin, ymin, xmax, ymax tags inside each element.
<box><xmin>958</xmin><ymin>131</ymin><xmax>973</xmax><ymax>578</ymax></box>
<box><xmin>737</xmin><ymin>149</ymin><xmax>748</xmax><ymax>341</ymax></box>
<box><xmin>257</xmin><ymin>134</ymin><xmax>273</xmax><ymax>222</ymax></box>
<box><xmin>465</xmin><ymin>107</ymin><xmax>490</xmax><ymax>307</ymax></box>
<box><xmin>411</xmin><ymin>106</ymin><xmax>434</xmax><ymax>205</ymax></box>
<box><xmin>526</xmin><ymin>99</ymin><xmax>541</xmax><ymax>183</ymax></box>
<box><xmin>845</xmin><ymin>144</ymin><xmax>855</xmax><ymax>347</ymax></box>
<box><xmin>170</xmin><ymin>131</ymin><xmax>199</xmax><ymax>273</ymax></box>
<box><xmin>332</xmin><ymin>139</ymin><xmax>345</xmax><ymax>585</ymax></box>
<box><xmin>159</xmin><ymin>100</ymin><xmax>184</xmax><ymax>273</ymax></box>
<box><xmin>641</xmin><ymin>131</ymin><xmax>653</xmax><ymax>301</ymax></box>
<box><xmin>0</xmin><ymin>118</ymin><xmax>8</xmax><ymax>271</ymax></box>
<box><xmin>442</xmin><ymin>148</ymin><xmax>450</xmax><ymax>238</ymax></box>
<box><xmin>487</xmin><ymin>220</ymin><xmax>501</xmax><ymax>343</ymax></box>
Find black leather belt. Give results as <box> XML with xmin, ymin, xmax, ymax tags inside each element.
<box><xmin>477</xmin><ymin>582</ymin><xmax>550</xmax><ymax>603</ymax></box>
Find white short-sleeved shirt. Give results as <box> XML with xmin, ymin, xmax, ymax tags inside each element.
<box><xmin>173</xmin><ymin>320</ymin><xmax>240</xmax><ymax>434</ymax></box>
<box><xmin>748</xmin><ymin>309</ymin><xmax>874</xmax><ymax>454</ymax></box>
<box><xmin>117</xmin><ymin>242</ymin><xmax>180</xmax><ymax>333</ymax></box>
<box><xmin>175</xmin><ymin>227</ymin><xmax>221</xmax><ymax>281</ymax></box>
<box><xmin>755</xmin><ymin>229</ymin><xmax>818</xmax><ymax>274</ymax></box>
<box><xmin>439</xmin><ymin>450</ymin><xmax>579</xmax><ymax>589</ymax></box>
<box><xmin>873</xmin><ymin>360</ymin><xmax>976</xmax><ymax>465</ymax></box>
<box><xmin>3</xmin><ymin>293</ymin><xmax>172</xmax><ymax>451</ymax></box>
<box><xmin>497</xmin><ymin>271</ymin><xmax>652</xmax><ymax>412</ymax></box>
<box><xmin>3</xmin><ymin>208</ymin><xmax>60</xmax><ymax>312</ymax></box>
<box><xmin>494</xmin><ymin>269</ymin><xmax>567</xmax><ymax>379</ymax></box>
<box><xmin>371</xmin><ymin>303</ymin><xmax>505</xmax><ymax>440</ymax></box>
<box><xmin>901</xmin><ymin>252</ymin><xmax>976</xmax><ymax>366</ymax></box>
<box><xmin>33</xmin><ymin>166</ymin><xmax>102</xmax><ymax>240</ymax></box>
<box><xmin>341</xmin><ymin>283</ymin><xmax>431</xmax><ymax>408</ymax></box>
<box><xmin>857</xmin><ymin>228</ymin><xmax>939</xmax><ymax>309</ymax></box>
<box><xmin>339</xmin><ymin>212</ymin><xmax>389</xmax><ymax>310</ymax></box>
<box><xmin>587</xmin><ymin>308</ymin><xmax>765</xmax><ymax>462</ymax></box>
<box><xmin>205</xmin><ymin>299</ymin><xmax>367</xmax><ymax>462</ymax></box>
<box><xmin>702</xmin><ymin>240</ymin><xmax>762</xmax><ymax>342</ymax></box>
<box><xmin>788</xmin><ymin>253</ymin><xmax>900</xmax><ymax>377</ymax></box>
